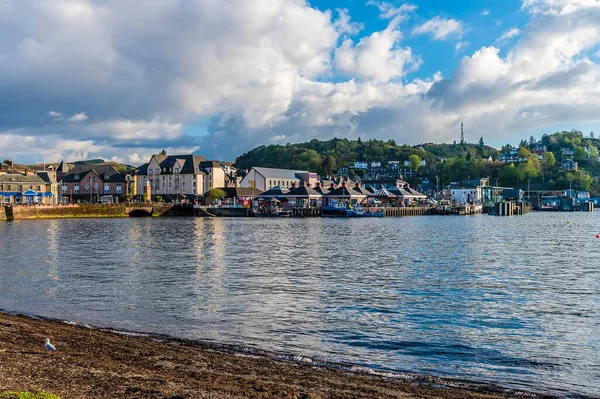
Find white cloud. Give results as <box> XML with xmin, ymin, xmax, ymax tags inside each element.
<box><xmin>412</xmin><ymin>16</ymin><xmax>465</xmax><ymax>41</ymax></box>
<box><xmin>334</xmin><ymin>18</ymin><xmax>421</xmax><ymax>83</ymax></box>
<box><xmin>366</xmin><ymin>1</ymin><xmax>417</xmax><ymax>20</ymax></box>
<box><xmin>2</xmin><ymin>0</ymin><xmax>600</xmax><ymax>163</ymax></box>
<box><xmin>47</xmin><ymin>111</ymin><xmax>63</xmax><ymax>121</ymax></box>
<box><xmin>482</xmin><ymin>9</ymin><xmax>490</xmax><ymax>16</ymax></box>
<box><xmin>334</xmin><ymin>9</ymin><xmax>363</xmax><ymax>36</ymax></box>
<box><xmin>495</xmin><ymin>27</ymin><xmax>522</xmax><ymax>45</ymax></box>
<box><xmin>68</xmin><ymin>112</ymin><xmax>88</xmax><ymax>122</ymax></box>
<box><xmin>455</xmin><ymin>41</ymin><xmax>470</xmax><ymax>52</ymax></box>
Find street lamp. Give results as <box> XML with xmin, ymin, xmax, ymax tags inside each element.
<box><xmin>527</xmin><ymin>179</ymin><xmax>530</xmax><ymax>202</ymax></box>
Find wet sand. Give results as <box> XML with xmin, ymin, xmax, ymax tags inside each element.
<box><xmin>0</xmin><ymin>312</ymin><xmax>549</xmax><ymax>399</ymax></box>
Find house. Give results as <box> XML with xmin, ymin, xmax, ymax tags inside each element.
<box><xmin>61</xmin><ymin>164</ymin><xmax>127</xmax><ymax>202</ymax></box>
<box><xmin>0</xmin><ymin>170</ymin><xmax>59</xmax><ymax>204</ymax></box>
<box><xmin>240</xmin><ymin>167</ymin><xmax>318</xmax><ymax>192</ymax></box>
<box><xmin>561</xmin><ymin>147</ymin><xmax>575</xmax><ymax>156</ymax></box>
<box><xmin>560</xmin><ymin>159</ymin><xmax>578</xmax><ymax>171</ymax></box>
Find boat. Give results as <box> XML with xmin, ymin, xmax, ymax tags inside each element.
<box><xmin>270</xmin><ymin>206</ymin><xmax>292</xmax><ymax>217</ymax></box>
<box><xmin>346</xmin><ymin>206</ymin><xmax>384</xmax><ymax>218</ymax></box>
<box><xmin>322</xmin><ymin>200</ymin><xmax>348</xmax><ymax>217</ymax></box>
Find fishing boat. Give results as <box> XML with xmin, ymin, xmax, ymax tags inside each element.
<box><xmin>322</xmin><ymin>200</ymin><xmax>348</xmax><ymax>217</ymax></box>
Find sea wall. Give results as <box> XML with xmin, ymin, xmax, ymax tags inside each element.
<box><xmin>0</xmin><ymin>203</ymin><xmax>177</xmax><ymax>221</ymax></box>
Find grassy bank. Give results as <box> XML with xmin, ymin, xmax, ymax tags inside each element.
<box><xmin>0</xmin><ymin>312</ymin><xmax>545</xmax><ymax>399</ymax></box>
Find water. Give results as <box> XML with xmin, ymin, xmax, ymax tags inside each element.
<box><xmin>1</xmin><ymin>213</ymin><xmax>599</xmax><ymax>398</ymax></box>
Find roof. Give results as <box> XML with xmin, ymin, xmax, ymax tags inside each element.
<box><xmin>61</xmin><ymin>164</ymin><xmax>126</xmax><ymax>183</ymax></box>
<box><xmin>288</xmin><ymin>185</ymin><xmax>321</xmax><ymax>197</ymax></box>
<box><xmin>258</xmin><ymin>186</ymin><xmax>291</xmax><ymax>197</ymax></box>
<box><xmin>220</xmin><ymin>187</ymin><xmax>263</xmax><ymax>197</ymax></box>
<box><xmin>155</xmin><ymin>154</ymin><xmax>207</xmax><ymax>175</ymax></box>
<box><xmin>0</xmin><ymin>173</ymin><xmax>45</xmax><ymax>183</ymax></box>
<box><xmin>56</xmin><ymin>160</ymin><xmax>70</xmax><ymax>173</ymax></box>
<box><xmin>372</xmin><ymin>187</ymin><xmax>397</xmax><ymax>198</ymax></box>
<box><xmin>325</xmin><ymin>186</ymin><xmax>367</xmax><ymax>198</ymax></box>
<box><xmin>36</xmin><ymin>171</ymin><xmax>57</xmax><ymax>184</ymax></box>
<box><xmin>133</xmin><ymin>163</ymin><xmax>149</xmax><ymax>176</ymax></box>
<box><xmin>252</xmin><ymin>166</ymin><xmax>308</xmax><ymax>180</ymax></box>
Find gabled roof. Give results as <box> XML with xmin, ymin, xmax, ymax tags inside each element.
<box><xmin>372</xmin><ymin>187</ymin><xmax>397</xmax><ymax>198</ymax></box>
<box><xmin>37</xmin><ymin>171</ymin><xmax>57</xmax><ymax>184</ymax></box>
<box><xmin>325</xmin><ymin>186</ymin><xmax>367</xmax><ymax>198</ymax></box>
<box><xmin>156</xmin><ymin>155</ymin><xmax>207</xmax><ymax>175</ymax></box>
<box><xmin>288</xmin><ymin>185</ymin><xmax>321</xmax><ymax>197</ymax></box>
<box><xmin>0</xmin><ymin>173</ymin><xmax>45</xmax><ymax>183</ymax></box>
<box><xmin>220</xmin><ymin>187</ymin><xmax>263</xmax><ymax>198</ymax></box>
<box><xmin>258</xmin><ymin>186</ymin><xmax>291</xmax><ymax>197</ymax></box>
<box><xmin>133</xmin><ymin>163</ymin><xmax>149</xmax><ymax>176</ymax></box>
<box><xmin>61</xmin><ymin>164</ymin><xmax>126</xmax><ymax>183</ymax></box>
<box><xmin>252</xmin><ymin>166</ymin><xmax>308</xmax><ymax>180</ymax></box>
<box><xmin>56</xmin><ymin>160</ymin><xmax>70</xmax><ymax>173</ymax></box>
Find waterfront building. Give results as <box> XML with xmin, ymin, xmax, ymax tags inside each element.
<box><xmin>240</xmin><ymin>167</ymin><xmax>318</xmax><ymax>192</ymax></box>
<box><xmin>0</xmin><ymin>170</ymin><xmax>59</xmax><ymax>205</ymax></box>
<box><xmin>135</xmin><ymin>152</ymin><xmax>233</xmax><ymax>200</ymax></box>
<box><xmin>61</xmin><ymin>164</ymin><xmax>127</xmax><ymax>202</ymax></box>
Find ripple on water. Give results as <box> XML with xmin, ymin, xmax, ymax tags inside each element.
<box><xmin>0</xmin><ymin>213</ymin><xmax>599</xmax><ymax>398</ymax></box>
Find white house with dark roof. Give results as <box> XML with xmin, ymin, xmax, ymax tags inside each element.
<box><xmin>134</xmin><ymin>151</ymin><xmax>234</xmax><ymax>199</ymax></box>
<box><xmin>240</xmin><ymin>167</ymin><xmax>318</xmax><ymax>191</ymax></box>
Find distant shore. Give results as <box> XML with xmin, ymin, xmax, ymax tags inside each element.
<box><xmin>0</xmin><ymin>312</ymin><xmax>549</xmax><ymax>399</ymax></box>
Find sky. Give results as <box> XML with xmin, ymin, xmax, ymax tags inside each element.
<box><xmin>1</xmin><ymin>0</ymin><xmax>600</xmax><ymax>165</ymax></box>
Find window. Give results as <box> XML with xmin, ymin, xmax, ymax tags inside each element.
<box><xmin>36</xmin><ymin>186</ymin><xmax>41</xmax><ymax>191</ymax></box>
<box><xmin>116</xmin><ymin>183</ymin><xmax>122</xmax><ymax>194</ymax></box>
<box><xmin>74</xmin><ymin>174</ymin><xmax>79</xmax><ymax>180</ymax></box>
<box><xmin>104</xmin><ymin>184</ymin><xmax>110</xmax><ymax>194</ymax></box>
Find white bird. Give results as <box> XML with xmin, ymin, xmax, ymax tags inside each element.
<box><xmin>45</xmin><ymin>338</ymin><xmax>56</xmax><ymax>351</ymax></box>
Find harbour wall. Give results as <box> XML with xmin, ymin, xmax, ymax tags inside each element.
<box><xmin>0</xmin><ymin>203</ymin><xmax>178</xmax><ymax>221</ymax></box>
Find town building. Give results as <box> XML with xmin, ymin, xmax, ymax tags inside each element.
<box><xmin>134</xmin><ymin>152</ymin><xmax>235</xmax><ymax>200</ymax></box>
<box><xmin>0</xmin><ymin>170</ymin><xmax>59</xmax><ymax>204</ymax></box>
<box><xmin>61</xmin><ymin>164</ymin><xmax>127</xmax><ymax>202</ymax></box>
<box><xmin>560</xmin><ymin>159</ymin><xmax>578</xmax><ymax>171</ymax></box>
<box><xmin>240</xmin><ymin>167</ymin><xmax>318</xmax><ymax>192</ymax></box>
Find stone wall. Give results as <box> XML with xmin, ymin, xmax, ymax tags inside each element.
<box><xmin>1</xmin><ymin>203</ymin><xmax>176</xmax><ymax>220</ymax></box>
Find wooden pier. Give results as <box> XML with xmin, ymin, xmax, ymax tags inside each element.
<box><xmin>383</xmin><ymin>207</ymin><xmax>429</xmax><ymax>217</ymax></box>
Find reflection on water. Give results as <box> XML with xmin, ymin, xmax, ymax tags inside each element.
<box><xmin>1</xmin><ymin>213</ymin><xmax>599</xmax><ymax>398</ymax></box>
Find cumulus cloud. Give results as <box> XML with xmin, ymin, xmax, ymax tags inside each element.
<box><xmin>68</xmin><ymin>112</ymin><xmax>88</xmax><ymax>122</ymax></box>
<box><xmin>1</xmin><ymin>0</ymin><xmax>600</xmax><ymax>164</ymax></box>
<box><xmin>366</xmin><ymin>1</ymin><xmax>417</xmax><ymax>20</ymax></box>
<box><xmin>334</xmin><ymin>18</ymin><xmax>421</xmax><ymax>83</ymax></box>
<box><xmin>412</xmin><ymin>16</ymin><xmax>465</xmax><ymax>40</ymax></box>
<box><xmin>482</xmin><ymin>9</ymin><xmax>490</xmax><ymax>16</ymax></box>
<box><xmin>495</xmin><ymin>27</ymin><xmax>522</xmax><ymax>45</ymax></box>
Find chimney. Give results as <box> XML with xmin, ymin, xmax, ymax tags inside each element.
<box><xmin>306</xmin><ymin>183</ymin><xmax>311</xmax><ymax>188</ymax></box>
<box><xmin>24</xmin><ymin>168</ymin><xmax>29</xmax><ymax>177</ymax></box>
<box><xmin>341</xmin><ymin>182</ymin><xmax>347</xmax><ymax>188</ymax></box>
<box><xmin>393</xmin><ymin>182</ymin><xmax>399</xmax><ymax>187</ymax></box>
<box><xmin>291</xmin><ymin>182</ymin><xmax>297</xmax><ymax>188</ymax></box>
<box><xmin>301</xmin><ymin>180</ymin><xmax>306</xmax><ymax>187</ymax></box>
<box><xmin>355</xmin><ymin>182</ymin><xmax>360</xmax><ymax>188</ymax></box>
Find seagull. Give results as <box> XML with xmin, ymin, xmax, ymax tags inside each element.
<box><xmin>45</xmin><ymin>338</ymin><xmax>56</xmax><ymax>351</ymax></box>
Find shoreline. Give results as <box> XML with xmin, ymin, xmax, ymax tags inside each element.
<box><xmin>0</xmin><ymin>311</ymin><xmax>554</xmax><ymax>399</ymax></box>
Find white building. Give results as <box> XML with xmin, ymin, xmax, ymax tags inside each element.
<box><xmin>240</xmin><ymin>167</ymin><xmax>318</xmax><ymax>191</ymax></box>
<box><xmin>134</xmin><ymin>152</ymin><xmax>234</xmax><ymax>199</ymax></box>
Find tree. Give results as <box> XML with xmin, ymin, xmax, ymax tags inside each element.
<box><xmin>518</xmin><ymin>147</ymin><xmax>530</xmax><ymax>159</ymax></box>
<box><xmin>591</xmin><ymin>131</ymin><xmax>595</xmax><ymax>139</ymax></box>
<box><xmin>574</xmin><ymin>146</ymin><xmax>587</xmax><ymax>162</ymax></box>
<box><xmin>206</xmin><ymin>188</ymin><xmax>226</xmax><ymax>203</ymax></box>
<box><xmin>156</xmin><ymin>195</ymin><xmax>163</xmax><ymax>203</ymax></box>
<box><xmin>409</xmin><ymin>154</ymin><xmax>421</xmax><ymax>171</ymax></box>
<box><xmin>542</xmin><ymin>152</ymin><xmax>556</xmax><ymax>167</ymax></box>
<box><xmin>321</xmin><ymin>155</ymin><xmax>338</xmax><ymax>175</ymax></box>
<box><xmin>125</xmin><ymin>193</ymin><xmax>132</xmax><ymax>203</ymax></box>
<box><xmin>478</xmin><ymin>137</ymin><xmax>484</xmax><ymax>148</ymax></box>
<box><xmin>142</xmin><ymin>193</ymin><xmax>148</xmax><ymax>202</ymax></box>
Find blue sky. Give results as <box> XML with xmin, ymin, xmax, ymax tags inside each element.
<box><xmin>1</xmin><ymin>0</ymin><xmax>600</xmax><ymax>164</ymax></box>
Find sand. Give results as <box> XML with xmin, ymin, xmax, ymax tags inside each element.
<box><xmin>0</xmin><ymin>312</ymin><xmax>549</xmax><ymax>399</ymax></box>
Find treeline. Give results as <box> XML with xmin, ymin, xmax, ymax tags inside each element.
<box><xmin>235</xmin><ymin>130</ymin><xmax>600</xmax><ymax>195</ymax></box>
<box><xmin>234</xmin><ymin>138</ymin><xmax>499</xmax><ymax>176</ymax></box>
